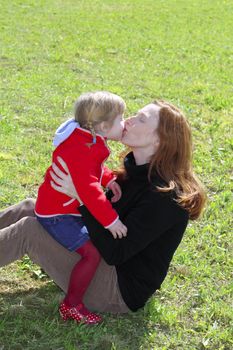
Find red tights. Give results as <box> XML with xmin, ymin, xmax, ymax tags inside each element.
<box><xmin>63</xmin><ymin>240</ymin><xmax>100</xmax><ymax>307</ymax></box>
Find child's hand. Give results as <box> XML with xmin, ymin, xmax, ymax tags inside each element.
<box><xmin>108</xmin><ymin>181</ymin><xmax>122</xmax><ymax>203</ymax></box>
<box><xmin>108</xmin><ymin>219</ymin><xmax>127</xmax><ymax>239</ymax></box>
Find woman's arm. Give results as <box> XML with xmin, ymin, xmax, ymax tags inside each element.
<box><xmin>79</xmin><ymin>197</ymin><xmax>188</xmax><ymax>265</ymax></box>
<box><xmin>50</xmin><ymin>157</ymin><xmax>127</xmax><ymax>239</ymax></box>
<box><xmin>50</xmin><ymin>157</ymin><xmax>82</xmax><ymax>203</ymax></box>
<box><xmin>50</xmin><ymin>157</ymin><xmax>188</xmax><ymax>265</ymax></box>
<box><xmin>50</xmin><ymin>156</ymin><xmax>119</xmax><ymax>229</ymax></box>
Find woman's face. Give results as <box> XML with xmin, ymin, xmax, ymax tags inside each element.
<box><xmin>121</xmin><ymin>104</ymin><xmax>160</xmax><ymax>148</ymax></box>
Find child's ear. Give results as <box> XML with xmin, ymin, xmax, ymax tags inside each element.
<box><xmin>99</xmin><ymin>121</ymin><xmax>110</xmax><ymax>133</ymax></box>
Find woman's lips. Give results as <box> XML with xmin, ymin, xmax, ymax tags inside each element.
<box><xmin>121</xmin><ymin>128</ymin><xmax>127</xmax><ymax>140</ymax></box>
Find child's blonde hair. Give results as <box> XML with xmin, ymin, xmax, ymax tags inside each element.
<box><xmin>74</xmin><ymin>91</ymin><xmax>126</xmax><ymax>137</ymax></box>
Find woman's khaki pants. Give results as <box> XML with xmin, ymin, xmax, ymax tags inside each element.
<box><xmin>0</xmin><ymin>199</ymin><xmax>129</xmax><ymax>313</ymax></box>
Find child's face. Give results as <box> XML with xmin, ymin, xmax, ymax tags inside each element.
<box><xmin>104</xmin><ymin>114</ymin><xmax>125</xmax><ymax>141</ymax></box>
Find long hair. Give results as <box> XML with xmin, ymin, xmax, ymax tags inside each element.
<box><xmin>148</xmin><ymin>100</ymin><xmax>206</xmax><ymax>220</ymax></box>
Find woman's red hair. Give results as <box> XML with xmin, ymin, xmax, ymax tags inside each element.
<box><xmin>148</xmin><ymin>100</ymin><xmax>206</xmax><ymax>220</ymax></box>
<box><xmin>116</xmin><ymin>100</ymin><xmax>206</xmax><ymax>220</ymax></box>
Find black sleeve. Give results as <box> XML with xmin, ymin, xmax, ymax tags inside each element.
<box><xmin>79</xmin><ymin>195</ymin><xmax>182</xmax><ymax>265</ymax></box>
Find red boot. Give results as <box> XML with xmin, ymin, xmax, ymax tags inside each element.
<box><xmin>59</xmin><ymin>301</ymin><xmax>102</xmax><ymax>325</ymax></box>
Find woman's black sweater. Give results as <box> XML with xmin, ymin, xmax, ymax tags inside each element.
<box><xmin>79</xmin><ymin>152</ymin><xmax>189</xmax><ymax>312</ymax></box>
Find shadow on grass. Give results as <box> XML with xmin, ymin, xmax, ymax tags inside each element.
<box><xmin>0</xmin><ymin>281</ymin><xmax>154</xmax><ymax>350</ymax></box>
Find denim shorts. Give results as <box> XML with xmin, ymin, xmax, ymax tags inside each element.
<box><xmin>36</xmin><ymin>215</ymin><xmax>89</xmax><ymax>252</ymax></box>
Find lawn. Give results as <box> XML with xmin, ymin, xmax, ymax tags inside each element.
<box><xmin>0</xmin><ymin>0</ymin><xmax>232</xmax><ymax>349</ymax></box>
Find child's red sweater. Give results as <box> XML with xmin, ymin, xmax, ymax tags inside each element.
<box><xmin>35</xmin><ymin>127</ymin><xmax>118</xmax><ymax>228</ymax></box>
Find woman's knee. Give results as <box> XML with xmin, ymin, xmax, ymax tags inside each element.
<box><xmin>21</xmin><ymin>198</ymin><xmax>36</xmax><ymax>216</ymax></box>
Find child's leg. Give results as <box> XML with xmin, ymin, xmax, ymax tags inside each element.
<box><xmin>36</xmin><ymin>215</ymin><xmax>88</xmax><ymax>252</ymax></box>
<box><xmin>36</xmin><ymin>215</ymin><xmax>101</xmax><ymax>323</ymax></box>
<box><xmin>64</xmin><ymin>240</ymin><xmax>100</xmax><ymax>307</ymax></box>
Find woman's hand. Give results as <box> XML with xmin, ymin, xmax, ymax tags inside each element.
<box><xmin>50</xmin><ymin>156</ymin><xmax>83</xmax><ymax>204</ymax></box>
<box><xmin>108</xmin><ymin>181</ymin><xmax>122</xmax><ymax>203</ymax></box>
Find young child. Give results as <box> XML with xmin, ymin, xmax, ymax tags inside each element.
<box><xmin>35</xmin><ymin>91</ymin><xmax>127</xmax><ymax>324</ymax></box>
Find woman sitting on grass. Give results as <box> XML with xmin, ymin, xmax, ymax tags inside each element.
<box><xmin>0</xmin><ymin>100</ymin><xmax>206</xmax><ymax>318</ymax></box>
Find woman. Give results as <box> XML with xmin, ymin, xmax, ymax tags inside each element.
<box><xmin>0</xmin><ymin>100</ymin><xmax>206</xmax><ymax>315</ymax></box>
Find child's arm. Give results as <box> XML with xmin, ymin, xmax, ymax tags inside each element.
<box><xmin>101</xmin><ymin>165</ymin><xmax>116</xmax><ymax>188</ymax></box>
<box><xmin>108</xmin><ymin>181</ymin><xmax>122</xmax><ymax>203</ymax></box>
<box><xmin>50</xmin><ymin>156</ymin><xmax>127</xmax><ymax>239</ymax></box>
<box><xmin>54</xmin><ymin>149</ymin><xmax>125</xmax><ymax>231</ymax></box>
<box><xmin>101</xmin><ymin>166</ymin><xmax>122</xmax><ymax>202</ymax></box>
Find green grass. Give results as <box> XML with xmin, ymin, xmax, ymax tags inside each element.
<box><xmin>0</xmin><ymin>0</ymin><xmax>232</xmax><ymax>349</ymax></box>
